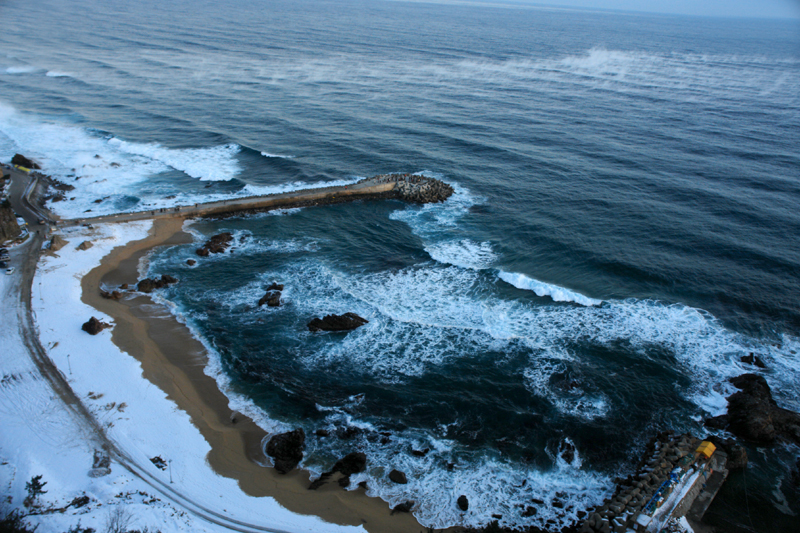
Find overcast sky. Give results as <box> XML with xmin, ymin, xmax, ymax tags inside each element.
<box><xmin>403</xmin><ymin>0</ymin><xmax>800</xmax><ymax>19</ymax></box>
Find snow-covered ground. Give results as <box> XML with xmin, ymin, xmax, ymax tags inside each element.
<box><xmin>0</xmin><ymin>222</ymin><xmax>361</xmax><ymax>533</ymax></box>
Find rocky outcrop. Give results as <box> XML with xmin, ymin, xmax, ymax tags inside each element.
<box><xmin>186</xmin><ymin>259</ymin><xmax>196</xmax><ymax>266</ymax></box>
<box><xmin>308</xmin><ymin>451</ymin><xmax>367</xmax><ymax>490</ymax></box>
<box><xmin>12</xmin><ymin>153</ymin><xmax>41</xmax><ymax>170</ymax></box>
<box><xmin>740</xmin><ymin>353</ymin><xmax>766</xmax><ymax>368</ymax></box>
<box><xmin>136</xmin><ymin>274</ymin><xmax>178</xmax><ymax>293</ymax></box>
<box><xmin>706</xmin><ymin>374</ymin><xmax>800</xmax><ymax>445</ymax></box>
<box><xmin>307</xmin><ymin>313</ymin><xmax>368</xmax><ymax>332</ymax></box>
<box><xmin>266</xmin><ymin>429</ymin><xmax>305</xmax><ymax>474</ymax></box>
<box><xmin>76</xmin><ymin>240</ymin><xmax>93</xmax><ymax>251</ymax></box>
<box><xmin>391</xmin><ymin>501</ymin><xmax>414</xmax><ymax>515</ymax></box>
<box><xmin>196</xmin><ymin>232</ymin><xmax>234</xmax><ymax>256</ymax></box>
<box><xmin>82</xmin><ymin>317</ymin><xmax>111</xmax><ymax>335</ymax></box>
<box><xmin>49</xmin><ymin>235</ymin><xmax>68</xmax><ymax>251</ymax></box>
<box><xmin>258</xmin><ymin>283</ymin><xmax>284</xmax><ymax>307</ymax></box>
<box><xmin>0</xmin><ymin>200</ymin><xmax>20</xmax><ymax>242</ymax></box>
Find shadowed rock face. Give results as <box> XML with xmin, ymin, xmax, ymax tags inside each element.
<box><xmin>136</xmin><ymin>274</ymin><xmax>178</xmax><ymax>293</ymax></box>
<box><xmin>12</xmin><ymin>153</ymin><xmax>41</xmax><ymax>169</ymax></box>
<box><xmin>307</xmin><ymin>312</ymin><xmax>368</xmax><ymax>332</ymax></box>
<box><xmin>266</xmin><ymin>429</ymin><xmax>305</xmax><ymax>474</ymax></box>
<box><xmin>196</xmin><ymin>232</ymin><xmax>233</xmax><ymax>256</ymax></box>
<box><xmin>706</xmin><ymin>373</ymin><xmax>800</xmax><ymax>445</ymax></box>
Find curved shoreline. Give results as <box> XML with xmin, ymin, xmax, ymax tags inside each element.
<box><xmin>80</xmin><ymin>217</ymin><xmax>427</xmax><ymax>533</ymax></box>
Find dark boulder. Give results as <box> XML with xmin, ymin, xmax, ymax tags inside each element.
<box><xmin>332</xmin><ymin>452</ymin><xmax>367</xmax><ymax>476</ymax></box>
<box><xmin>12</xmin><ymin>154</ymin><xmax>41</xmax><ymax>169</ymax></box>
<box><xmin>119</xmin><ymin>283</ymin><xmax>128</xmax><ymax>290</ymax></box>
<box><xmin>161</xmin><ymin>274</ymin><xmax>178</xmax><ymax>284</ymax></box>
<box><xmin>457</xmin><ymin>495</ymin><xmax>469</xmax><ymax>512</ymax></box>
<box><xmin>390</xmin><ymin>501</ymin><xmax>414</xmax><ymax>515</ymax></box>
<box><xmin>388</xmin><ymin>469</ymin><xmax>407</xmax><ymax>484</ymax></box>
<box><xmin>266</xmin><ymin>282</ymin><xmax>284</xmax><ymax>292</ymax></box>
<box><xmin>186</xmin><ymin>259</ymin><xmax>196</xmax><ymax>266</ymax></box>
<box><xmin>82</xmin><ymin>317</ymin><xmax>110</xmax><ymax>335</ymax></box>
<box><xmin>308</xmin><ymin>312</ymin><xmax>368</xmax><ymax>332</ymax></box>
<box><xmin>196</xmin><ymin>247</ymin><xmax>210</xmax><ymax>257</ymax></box>
<box><xmin>266</xmin><ymin>428</ymin><xmax>305</xmax><ymax>474</ymax></box>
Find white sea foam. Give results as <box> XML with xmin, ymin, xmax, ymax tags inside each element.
<box><xmin>241</xmin><ymin>176</ymin><xmax>360</xmax><ymax>196</ymax></box>
<box><xmin>5</xmin><ymin>65</ymin><xmax>38</xmax><ymax>74</ymax></box>
<box><xmin>260</xmin><ymin>151</ymin><xmax>294</xmax><ymax>159</ymax></box>
<box><xmin>45</xmin><ymin>70</ymin><xmax>73</xmax><ymax>78</ymax></box>
<box><xmin>425</xmin><ymin>239</ymin><xmax>497</xmax><ymax>270</ymax></box>
<box><xmin>108</xmin><ymin>137</ymin><xmax>241</xmax><ymax>181</ymax></box>
<box><xmin>498</xmin><ymin>270</ymin><xmax>602</xmax><ymax>306</ymax></box>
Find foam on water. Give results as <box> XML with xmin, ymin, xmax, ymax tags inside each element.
<box><xmin>498</xmin><ymin>270</ymin><xmax>603</xmax><ymax>307</ymax></box>
<box><xmin>108</xmin><ymin>138</ymin><xmax>241</xmax><ymax>181</ymax></box>
<box><xmin>5</xmin><ymin>65</ymin><xmax>38</xmax><ymax>74</ymax></box>
<box><xmin>45</xmin><ymin>71</ymin><xmax>73</xmax><ymax>78</ymax></box>
<box><xmin>425</xmin><ymin>239</ymin><xmax>498</xmax><ymax>270</ymax></box>
<box><xmin>260</xmin><ymin>151</ymin><xmax>294</xmax><ymax>159</ymax></box>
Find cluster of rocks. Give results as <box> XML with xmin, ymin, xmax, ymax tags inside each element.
<box><xmin>580</xmin><ymin>432</ymin><xmax>701</xmax><ymax>533</ymax></box>
<box><xmin>258</xmin><ymin>282</ymin><xmax>283</xmax><ymax>307</ymax></box>
<box><xmin>705</xmin><ymin>373</ymin><xmax>800</xmax><ymax>445</ymax></box>
<box><xmin>196</xmin><ymin>232</ymin><xmax>233</xmax><ymax>256</ymax></box>
<box><xmin>265</xmin><ymin>428</ymin><xmax>306</xmax><ymax>474</ymax></box>
<box><xmin>372</xmin><ymin>173</ymin><xmax>454</xmax><ymax>204</ymax></box>
<box><xmin>136</xmin><ymin>274</ymin><xmax>178</xmax><ymax>293</ymax></box>
<box><xmin>11</xmin><ymin>153</ymin><xmax>41</xmax><ymax>169</ymax></box>
<box><xmin>82</xmin><ymin>316</ymin><xmax>111</xmax><ymax>335</ymax></box>
<box><xmin>308</xmin><ymin>451</ymin><xmax>368</xmax><ymax>489</ymax></box>
<box><xmin>307</xmin><ymin>312</ymin><xmax>368</xmax><ymax>332</ymax></box>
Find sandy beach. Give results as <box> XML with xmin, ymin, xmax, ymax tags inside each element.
<box><xmin>80</xmin><ymin>217</ymin><xmax>427</xmax><ymax>533</ymax></box>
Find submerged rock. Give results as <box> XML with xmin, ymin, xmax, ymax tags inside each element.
<box><xmin>266</xmin><ymin>428</ymin><xmax>305</xmax><ymax>474</ymax></box>
<box><xmin>332</xmin><ymin>452</ymin><xmax>367</xmax><ymax>476</ymax></box>
<box><xmin>740</xmin><ymin>353</ymin><xmax>767</xmax><ymax>368</ymax></box>
<box><xmin>82</xmin><ymin>317</ymin><xmax>110</xmax><ymax>335</ymax></box>
<box><xmin>307</xmin><ymin>312</ymin><xmax>368</xmax><ymax>332</ymax></box>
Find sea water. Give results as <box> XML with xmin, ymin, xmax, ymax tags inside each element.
<box><xmin>1</xmin><ymin>0</ymin><xmax>799</xmax><ymax>530</ymax></box>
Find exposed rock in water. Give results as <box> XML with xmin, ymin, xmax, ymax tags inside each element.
<box><xmin>49</xmin><ymin>234</ymin><xmax>68</xmax><ymax>251</ymax></box>
<box><xmin>706</xmin><ymin>373</ymin><xmax>800</xmax><ymax>445</ymax></box>
<box><xmin>136</xmin><ymin>274</ymin><xmax>179</xmax><ymax>293</ymax></box>
<box><xmin>266</xmin><ymin>428</ymin><xmax>305</xmax><ymax>474</ymax></box>
<box><xmin>186</xmin><ymin>259</ymin><xmax>196</xmax><ymax>266</ymax></box>
<box><xmin>740</xmin><ymin>353</ymin><xmax>767</xmax><ymax>368</ymax></box>
<box><xmin>258</xmin><ymin>291</ymin><xmax>281</xmax><ymax>307</ymax></box>
<box><xmin>457</xmin><ymin>495</ymin><xmax>469</xmax><ymax>511</ymax></box>
<box><xmin>76</xmin><ymin>240</ymin><xmax>93</xmax><ymax>251</ymax></box>
<box><xmin>307</xmin><ymin>312</ymin><xmax>368</xmax><ymax>332</ymax></box>
<box><xmin>266</xmin><ymin>282</ymin><xmax>284</xmax><ymax>292</ymax></box>
<box><xmin>390</xmin><ymin>501</ymin><xmax>414</xmax><ymax>515</ymax></box>
<box><xmin>196</xmin><ymin>232</ymin><xmax>234</xmax><ymax>256</ymax></box>
<box><xmin>12</xmin><ymin>153</ymin><xmax>41</xmax><ymax>169</ymax></box>
<box><xmin>332</xmin><ymin>452</ymin><xmax>367</xmax><ymax>476</ymax></box>
<box><xmin>100</xmin><ymin>289</ymin><xmax>123</xmax><ymax>300</ymax></box>
<box><xmin>388</xmin><ymin>469</ymin><xmax>407</xmax><ymax>484</ymax></box>
<box><xmin>119</xmin><ymin>283</ymin><xmax>128</xmax><ymax>290</ymax></box>
<box><xmin>82</xmin><ymin>317</ymin><xmax>111</xmax><ymax>335</ymax></box>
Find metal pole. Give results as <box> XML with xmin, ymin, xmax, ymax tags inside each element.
<box><xmin>67</xmin><ymin>354</ymin><xmax>71</xmax><ymax>375</ymax></box>
<box><xmin>169</xmin><ymin>459</ymin><xmax>173</xmax><ymax>483</ymax></box>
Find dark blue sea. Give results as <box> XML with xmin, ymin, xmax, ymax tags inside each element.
<box><xmin>1</xmin><ymin>0</ymin><xmax>799</xmax><ymax>530</ymax></box>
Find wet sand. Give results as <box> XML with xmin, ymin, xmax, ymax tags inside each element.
<box><xmin>81</xmin><ymin>217</ymin><xmax>428</xmax><ymax>533</ymax></box>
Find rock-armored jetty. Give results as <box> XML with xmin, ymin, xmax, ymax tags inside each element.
<box><xmin>580</xmin><ymin>432</ymin><xmax>727</xmax><ymax>533</ymax></box>
<box><xmin>372</xmin><ymin>173</ymin><xmax>454</xmax><ymax>203</ymax></box>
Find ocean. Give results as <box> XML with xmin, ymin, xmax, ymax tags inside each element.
<box><xmin>1</xmin><ymin>0</ymin><xmax>799</xmax><ymax>530</ymax></box>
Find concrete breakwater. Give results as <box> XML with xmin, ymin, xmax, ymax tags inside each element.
<box><xmin>69</xmin><ymin>173</ymin><xmax>454</xmax><ymax>225</ymax></box>
<box><xmin>580</xmin><ymin>432</ymin><xmax>728</xmax><ymax>533</ymax></box>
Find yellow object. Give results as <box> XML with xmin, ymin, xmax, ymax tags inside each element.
<box><xmin>14</xmin><ymin>165</ymin><xmax>31</xmax><ymax>173</ymax></box>
<box><xmin>696</xmin><ymin>441</ymin><xmax>716</xmax><ymax>459</ymax></box>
